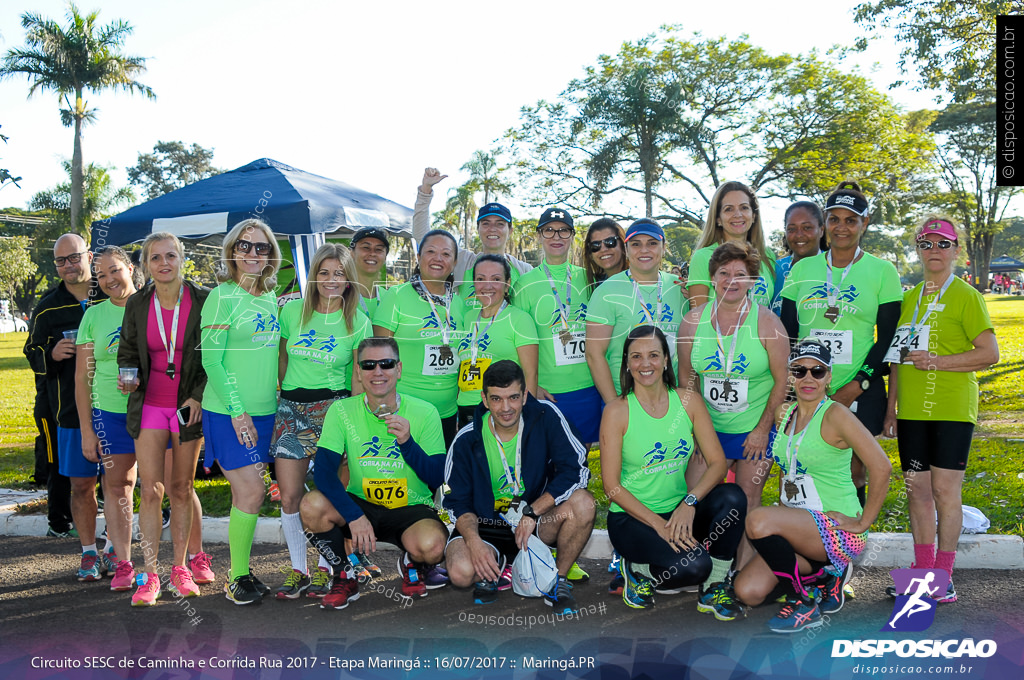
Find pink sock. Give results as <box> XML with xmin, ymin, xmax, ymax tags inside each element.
<box><xmin>913</xmin><ymin>543</ymin><xmax>936</xmax><ymax>569</ymax></box>
<box><xmin>935</xmin><ymin>550</ymin><xmax>956</xmax><ymax>577</ymax></box>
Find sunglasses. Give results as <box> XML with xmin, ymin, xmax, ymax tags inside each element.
<box><xmin>359</xmin><ymin>358</ymin><xmax>398</xmax><ymax>371</ymax></box>
<box><xmin>54</xmin><ymin>252</ymin><xmax>87</xmax><ymax>266</ymax></box>
<box><xmin>588</xmin><ymin>236</ymin><xmax>620</xmax><ymax>252</ymax></box>
<box><xmin>916</xmin><ymin>239</ymin><xmax>955</xmax><ymax>250</ymax></box>
<box><xmin>540</xmin><ymin>226</ymin><xmax>574</xmax><ymax>239</ymax></box>
<box><xmin>789</xmin><ymin>365</ymin><xmax>829</xmax><ymax>380</ymax></box>
<box><xmin>234</xmin><ymin>240</ymin><xmax>273</xmax><ymax>256</ymax></box>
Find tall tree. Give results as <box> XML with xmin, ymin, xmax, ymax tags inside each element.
<box><xmin>31</xmin><ymin>159</ymin><xmax>135</xmax><ymax>235</ymax></box>
<box><xmin>0</xmin><ymin>235</ymin><xmax>38</xmax><ymax>306</ymax></box>
<box><xmin>127</xmin><ymin>140</ymin><xmax>222</xmax><ymax>200</ymax></box>
<box><xmin>1</xmin><ymin>3</ymin><xmax>154</xmax><ymax>232</ymax></box>
<box><xmin>435</xmin><ymin>182</ymin><xmax>478</xmax><ymax>250</ymax></box>
<box><xmin>460</xmin><ymin>150</ymin><xmax>512</xmax><ymax>205</ymax></box>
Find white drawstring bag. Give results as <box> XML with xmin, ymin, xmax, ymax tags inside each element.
<box><xmin>961</xmin><ymin>505</ymin><xmax>990</xmax><ymax>534</ymax></box>
<box><xmin>511</xmin><ymin>534</ymin><xmax>558</xmax><ymax>598</ymax></box>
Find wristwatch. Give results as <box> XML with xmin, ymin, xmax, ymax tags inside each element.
<box><xmin>856</xmin><ymin>372</ymin><xmax>871</xmax><ymax>392</ymax></box>
<box><xmin>522</xmin><ymin>503</ymin><xmax>538</xmax><ymax>520</ymax></box>
<box><xmin>683</xmin><ymin>494</ymin><xmax>698</xmax><ymax>507</ymax></box>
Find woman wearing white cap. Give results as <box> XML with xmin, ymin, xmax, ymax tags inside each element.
<box><xmin>882</xmin><ymin>216</ymin><xmax>998</xmax><ymax>603</ymax></box>
<box><xmin>732</xmin><ymin>338</ymin><xmax>891</xmax><ymax>634</ymax></box>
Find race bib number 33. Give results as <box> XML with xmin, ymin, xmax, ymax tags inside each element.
<box><xmin>362</xmin><ymin>478</ymin><xmax>408</xmax><ymax>508</ymax></box>
<box><xmin>810</xmin><ymin>329</ymin><xmax>853</xmax><ymax>365</ymax></box>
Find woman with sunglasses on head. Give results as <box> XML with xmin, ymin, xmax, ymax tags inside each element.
<box><xmin>732</xmin><ymin>338</ymin><xmax>891</xmax><ymax>633</ymax></box>
<box><xmin>455</xmin><ymin>254</ymin><xmax>537</xmax><ymax>427</ymax></box>
<box><xmin>882</xmin><ymin>217</ymin><xmax>998</xmax><ymax>603</ymax></box>
<box><xmin>272</xmin><ymin>244</ymin><xmax>371</xmax><ymax>600</ymax></box>
<box><xmin>770</xmin><ymin>202</ymin><xmax>827</xmax><ymax>316</ymax></box>
<box><xmin>601</xmin><ymin>326</ymin><xmax>747</xmax><ymax>615</ymax></box>
<box><xmin>118</xmin><ymin>233</ymin><xmax>213</xmax><ymax>606</ymax></box>
<box><xmin>678</xmin><ymin>242</ymin><xmax>790</xmax><ymax>568</ymax></box>
<box><xmin>74</xmin><ymin>247</ymin><xmax>141</xmax><ymax>590</ymax></box>
<box><xmin>582</xmin><ymin>218</ymin><xmax>627</xmax><ymax>293</ymax></box>
<box><xmin>200</xmin><ymin>219</ymin><xmax>282</xmax><ymax>605</ymax></box>
<box><xmin>688</xmin><ymin>182</ymin><xmax>777</xmax><ymax>310</ymax></box>
<box><xmin>780</xmin><ymin>181</ymin><xmax>903</xmax><ymax>506</ymax></box>
<box><xmin>373</xmin><ymin>229</ymin><xmax>467</xmax><ymax>447</ymax></box>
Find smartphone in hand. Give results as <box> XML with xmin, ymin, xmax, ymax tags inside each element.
<box><xmin>176</xmin><ymin>405</ymin><xmax>191</xmax><ymax>425</ymax></box>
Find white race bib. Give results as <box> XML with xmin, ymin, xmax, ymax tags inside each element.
<box><xmin>422</xmin><ymin>344</ymin><xmax>458</xmax><ymax>376</ymax></box>
<box><xmin>780</xmin><ymin>473</ymin><xmax>824</xmax><ymax>512</ymax></box>
<box><xmin>883</xmin><ymin>323</ymin><xmax>930</xmax><ymax>364</ymax></box>
<box><xmin>702</xmin><ymin>377</ymin><xmax>749</xmax><ymax>414</ymax></box>
<box><xmin>552</xmin><ymin>329</ymin><xmax>586</xmax><ymax>366</ymax></box>
<box><xmin>810</xmin><ymin>329</ymin><xmax>853</xmax><ymax>365</ymax></box>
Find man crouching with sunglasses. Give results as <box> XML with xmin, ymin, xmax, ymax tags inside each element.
<box><xmin>300</xmin><ymin>337</ymin><xmax>448</xmax><ymax>610</ymax></box>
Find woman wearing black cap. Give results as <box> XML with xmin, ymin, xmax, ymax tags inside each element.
<box><xmin>349</xmin><ymin>227</ymin><xmax>390</xmax><ymax>318</ymax></box>
<box><xmin>732</xmin><ymin>338</ymin><xmax>891</xmax><ymax>634</ymax></box>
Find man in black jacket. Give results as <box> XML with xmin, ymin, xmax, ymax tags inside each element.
<box><xmin>443</xmin><ymin>360</ymin><xmax>595</xmax><ymax>614</ymax></box>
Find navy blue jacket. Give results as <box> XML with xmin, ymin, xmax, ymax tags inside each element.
<box><xmin>443</xmin><ymin>395</ymin><xmax>589</xmax><ymax>522</ymax></box>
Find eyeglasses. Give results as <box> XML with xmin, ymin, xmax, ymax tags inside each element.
<box><xmin>789</xmin><ymin>365</ymin><xmax>829</xmax><ymax>380</ymax></box>
<box><xmin>916</xmin><ymin>239</ymin><xmax>955</xmax><ymax>250</ymax></box>
<box><xmin>234</xmin><ymin>240</ymin><xmax>273</xmax><ymax>256</ymax></box>
<box><xmin>540</xmin><ymin>226</ymin><xmax>574</xmax><ymax>239</ymax></box>
<box><xmin>54</xmin><ymin>252</ymin><xmax>87</xmax><ymax>266</ymax></box>
<box><xmin>588</xmin><ymin>236</ymin><xmax>620</xmax><ymax>252</ymax></box>
<box><xmin>359</xmin><ymin>358</ymin><xmax>398</xmax><ymax>371</ymax></box>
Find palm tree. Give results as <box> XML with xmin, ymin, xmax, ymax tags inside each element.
<box><xmin>460</xmin><ymin>150</ymin><xmax>512</xmax><ymax>205</ymax></box>
<box><xmin>1</xmin><ymin>3</ymin><xmax>154</xmax><ymax>232</ymax></box>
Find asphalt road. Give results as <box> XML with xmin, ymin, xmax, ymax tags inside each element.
<box><xmin>1</xmin><ymin>535</ymin><xmax>1022</xmax><ymax>679</ymax></box>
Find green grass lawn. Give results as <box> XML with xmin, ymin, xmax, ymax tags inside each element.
<box><xmin>2</xmin><ymin>295</ymin><xmax>1022</xmax><ymax>535</ymax></box>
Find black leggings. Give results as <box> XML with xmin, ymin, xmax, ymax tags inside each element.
<box><xmin>607</xmin><ymin>483</ymin><xmax>746</xmax><ymax>589</ymax></box>
<box><xmin>897</xmin><ymin>419</ymin><xmax>974</xmax><ymax>472</ymax></box>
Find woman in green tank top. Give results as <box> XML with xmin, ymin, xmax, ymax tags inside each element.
<box><xmin>732</xmin><ymin>339</ymin><xmax>891</xmax><ymax>634</ymax></box>
<box><xmin>600</xmin><ymin>326</ymin><xmax>747</xmax><ymax>616</ymax></box>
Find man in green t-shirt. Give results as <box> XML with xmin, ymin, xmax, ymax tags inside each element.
<box><xmin>300</xmin><ymin>337</ymin><xmax>449</xmax><ymax>610</ymax></box>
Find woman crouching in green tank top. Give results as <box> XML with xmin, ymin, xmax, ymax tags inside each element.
<box><xmin>732</xmin><ymin>338</ymin><xmax>891</xmax><ymax>634</ymax></box>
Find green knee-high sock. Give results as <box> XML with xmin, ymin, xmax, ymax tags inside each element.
<box><xmin>229</xmin><ymin>506</ymin><xmax>259</xmax><ymax>580</ymax></box>
<box><xmin>703</xmin><ymin>556</ymin><xmax>733</xmax><ymax>590</ymax></box>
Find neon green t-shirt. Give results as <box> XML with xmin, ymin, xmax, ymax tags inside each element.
<box><xmin>587</xmin><ymin>269</ymin><xmax>689</xmax><ymax>395</ymax></box>
<box><xmin>200</xmin><ymin>281</ymin><xmax>281</xmax><ymax>417</ymax></box>
<box><xmin>77</xmin><ymin>299</ymin><xmax>128</xmax><ymax>413</ymax></box>
<box><xmin>894</xmin><ymin>277</ymin><xmax>993</xmax><ymax>423</ymax></box>
<box><xmin>610</xmin><ymin>390</ymin><xmax>694</xmax><ymax>514</ymax></box>
<box><xmin>456</xmin><ymin>303</ymin><xmax>536</xmax><ymax>407</ymax></box>
<box><xmin>317</xmin><ymin>393</ymin><xmax>444</xmax><ymax>507</ymax></box>
<box><xmin>781</xmin><ymin>252</ymin><xmax>903</xmax><ymax>389</ymax></box>
<box><xmin>687</xmin><ymin>244</ymin><xmax>777</xmax><ymax>309</ymax></box>
<box><xmin>372</xmin><ymin>282</ymin><xmax>467</xmax><ymax>418</ymax></box>
<box><xmin>279</xmin><ymin>299</ymin><xmax>371</xmax><ymax>392</ymax></box>
<box><xmin>482</xmin><ymin>419</ymin><xmax>519</xmax><ymax>512</ymax></box>
<box><xmin>512</xmin><ymin>260</ymin><xmax>594</xmax><ymax>394</ymax></box>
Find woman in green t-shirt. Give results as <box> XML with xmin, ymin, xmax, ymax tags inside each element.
<box><xmin>687</xmin><ymin>182</ymin><xmax>777</xmax><ymax>309</ymax></box>
<box><xmin>882</xmin><ymin>217</ymin><xmax>999</xmax><ymax>604</ymax></box>
<box><xmin>373</xmin><ymin>229</ymin><xmax>466</xmax><ymax>447</ymax></box>
<box><xmin>582</xmin><ymin>218</ymin><xmax>627</xmax><ymax>294</ymax></box>
<box><xmin>200</xmin><ymin>218</ymin><xmax>283</xmax><ymax>605</ymax></box>
<box><xmin>272</xmin><ymin>243</ymin><xmax>370</xmax><ymax>599</ymax></box>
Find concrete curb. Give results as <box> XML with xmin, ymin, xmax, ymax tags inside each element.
<box><xmin>3</xmin><ymin>497</ymin><xmax>1022</xmax><ymax>569</ymax></box>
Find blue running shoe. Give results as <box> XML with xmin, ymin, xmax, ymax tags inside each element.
<box><xmin>768</xmin><ymin>597</ymin><xmax>823</xmax><ymax>634</ymax></box>
<box><xmin>619</xmin><ymin>559</ymin><xmax>654</xmax><ymax>609</ymax></box>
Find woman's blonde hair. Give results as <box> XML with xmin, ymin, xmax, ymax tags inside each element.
<box><xmin>140</xmin><ymin>231</ymin><xmax>185</xmax><ymax>279</ymax></box>
<box><xmin>219</xmin><ymin>218</ymin><xmax>281</xmax><ymax>292</ymax></box>
<box><xmin>696</xmin><ymin>181</ymin><xmax>774</xmax><ymax>282</ymax></box>
<box><xmin>301</xmin><ymin>243</ymin><xmax>359</xmax><ymax>332</ymax></box>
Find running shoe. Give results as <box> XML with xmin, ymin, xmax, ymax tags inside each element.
<box><xmin>275</xmin><ymin>569</ymin><xmax>311</xmax><ymax>600</ymax></box>
<box><xmin>111</xmin><ymin>560</ymin><xmax>135</xmax><ymax>591</ymax></box>
<box><xmin>697</xmin><ymin>581</ymin><xmax>745</xmax><ymax>621</ymax></box>
<box><xmin>398</xmin><ymin>553</ymin><xmax>427</xmax><ymax>598</ymax></box>
<box><xmin>608</xmin><ymin>551</ymin><xmax>620</xmax><ymax>573</ymax></box>
<box><xmin>77</xmin><ymin>551</ymin><xmax>101</xmax><ymax>582</ymax></box>
<box><xmin>321</xmin><ymin>575</ymin><xmax>359</xmax><ymax>610</ymax></box>
<box><xmin>169</xmin><ymin>565</ymin><xmax>200</xmax><ymax>598</ymax></box>
<box><xmin>768</xmin><ymin>597</ymin><xmax>823</xmax><ymax>633</ymax></box>
<box><xmin>619</xmin><ymin>559</ymin><xmax>654</xmax><ymax>609</ymax></box>
<box><xmin>100</xmin><ymin>549</ymin><xmax>117</xmax><ymax>576</ymax></box>
<box><xmin>844</xmin><ymin>583</ymin><xmax>856</xmax><ymax>599</ymax></box>
<box><xmin>249</xmin><ymin>571</ymin><xmax>271</xmax><ymax>596</ymax></box>
<box><xmin>424</xmin><ymin>564</ymin><xmax>449</xmax><ymax>589</ymax></box>
<box><xmin>545</xmin><ymin>576</ymin><xmax>578</xmax><ymax>615</ymax></box>
<box><xmin>47</xmin><ymin>525</ymin><xmax>78</xmax><ymax>539</ymax></box>
<box><xmin>608</xmin><ymin>574</ymin><xmax>625</xmax><ymax>596</ymax></box>
<box><xmin>224</xmin><ymin>574</ymin><xmax>263</xmax><ymax>605</ymax></box>
<box><xmin>552</xmin><ymin>549</ymin><xmax>590</xmax><ymax>583</ymax></box>
<box><xmin>161</xmin><ymin>507</ymin><xmax>171</xmax><ymax>529</ymax></box>
<box><xmin>497</xmin><ymin>564</ymin><xmax>513</xmax><ymax>592</ymax></box>
<box><xmin>131</xmin><ymin>573</ymin><xmax>161</xmax><ymax>606</ymax></box>
<box><xmin>356</xmin><ymin>551</ymin><xmax>382</xmax><ymax>579</ymax></box>
<box><xmin>269</xmin><ymin>482</ymin><xmax>281</xmax><ymax>502</ymax></box>
<box><xmin>353</xmin><ymin>562</ymin><xmax>372</xmax><ymax>584</ymax></box>
<box><xmin>473</xmin><ymin>578</ymin><xmax>499</xmax><ymax>605</ymax></box>
<box><xmin>819</xmin><ymin>565</ymin><xmax>853</xmax><ymax>614</ymax></box>
<box><xmin>933</xmin><ymin>579</ymin><xmax>957</xmax><ymax>603</ymax></box>
<box><xmin>188</xmin><ymin>552</ymin><xmax>215</xmax><ymax>584</ymax></box>
<box><xmin>307</xmin><ymin>567</ymin><xmax>332</xmax><ymax>598</ymax></box>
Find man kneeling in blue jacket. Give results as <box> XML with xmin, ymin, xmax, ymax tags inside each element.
<box><xmin>443</xmin><ymin>359</ymin><xmax>595</xmax><ymax>614</ymax></box>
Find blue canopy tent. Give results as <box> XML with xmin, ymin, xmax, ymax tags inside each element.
<box><xmin>90</xmin><ymin>158</ymin><xmax>414</xmax><ymax>293</ymax></box>
<box><xmin>988</xmin><ymin>256</ymin><xmax>1024</xmax><ymax>273</ymax></box>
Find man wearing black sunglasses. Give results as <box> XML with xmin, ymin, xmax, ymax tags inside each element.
<box><xmin>300</xmin><ymin>337</ymin><xmax>449</xmax><ymax>610</ymax></box>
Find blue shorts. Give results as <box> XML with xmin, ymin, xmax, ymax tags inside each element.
<box><xmin>548</xmin><ymin>385</ymin><xmax>603</xmax><ymax>443</ymax></box>
<box><xmin>202</xmin><ymin>410</ymin><xmax>274</xmax><ymax>471</ymax></box>
<box><xmin>716</xmin><ymin>427</ymin><xmax>778</xmax><ymax>461</ymax></box>
<box><xmin>57</xmin><ymin>426</ymin><xmax>103</xmax><ymax>478</ymax></box>
<box><xmin>91</xmin><ymin>410</ymin><xmax>135</xmax><ymax>456</ymax></box>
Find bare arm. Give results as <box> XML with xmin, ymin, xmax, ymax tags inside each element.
<box><xmin>74</xmin><ymin>344</ymin><xmax>101</xmax><ymax>462</ymax></box>
<box><xmin>516</xmin><ymin>343</ymin><xmax>539</xmax><ymax>397</ymax></box>
<box><xmin>688</xmin><ymin>284</ymin><xmax>711</xmax><ymax>310</ymax></box>
<box><xmin>744</xmin><ymin>309</ymin><xmax>792</xmax><ymax>458</ymax></box>
<box><xmin>585</xmin><ymin>321</ymin><xmax>616</xmax><ymax>403</ymax></box>
<box><xmin>823</xmin><ymin>404</ymin><xmax>892</xmax><ymax>534</ymax></box>
<box><xmin>277</xmin><ymin>337</ymin><xmax>289</xmax><ymax>388</ymax></box>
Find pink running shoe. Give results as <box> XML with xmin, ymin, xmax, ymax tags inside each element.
<box><xmin>131</xmin><ymin>573</ymin><xmax>161</xmax><ymax>607</ymax></box>
<box><xmin>111</xmin><ymin>560</ymin><xmax>135</xmax><ymax>591</ymax></box>
<box><xmin>188</xmin><ymin>552</ymin><xmax>215</xmax><ymax>584</ymax></box>
<box><xmin>170</xmin><ymin>565</ymin><xmax>200</xmax><ymax>598</ymax></box>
